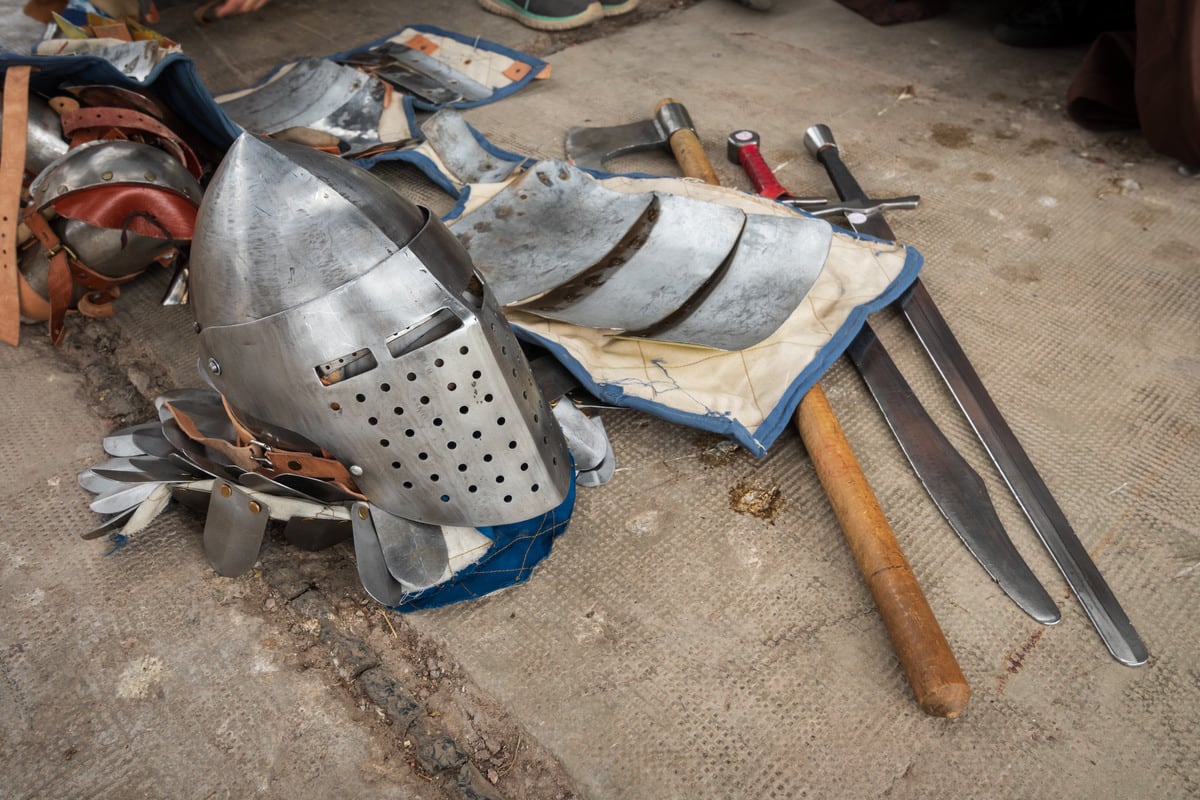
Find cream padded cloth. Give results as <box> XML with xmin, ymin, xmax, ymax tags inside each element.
<box><xmin>452</xmin><ymin>171</ymin><xmax>921</xmax><ymax>455</ymax></box>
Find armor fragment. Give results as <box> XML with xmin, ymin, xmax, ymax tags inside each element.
<box><xmin>454</xmin><ymin>161</ymin><xmax>834</xmax><ymax>350</ymax></box>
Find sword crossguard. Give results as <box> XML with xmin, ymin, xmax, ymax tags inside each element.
<box><xmin>804</xmin><ymin>194</ymin><xmax>921</xmax><ymax>219</ymax></box>
<box><xmin>802</xmin><ymin>123</ymin><xmax>921</xmax><ymax>222</ymax></box>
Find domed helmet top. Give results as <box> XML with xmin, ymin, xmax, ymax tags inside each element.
<box><xmin>190</xmin><ymin>135</ymin><xmax>571</xmax><ymax>527</ymax></box>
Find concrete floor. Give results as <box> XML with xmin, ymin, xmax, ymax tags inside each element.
<box><xmin>2</xmin><ymin>0</ymin><xmax>1198</xmax><ymax>798</ymax></box>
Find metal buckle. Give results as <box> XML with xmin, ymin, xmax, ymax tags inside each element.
<box><xmin>44</xmin><ymin>241</ymin><xmax>78</xmax><ymax>262</ymax></box>
<box><xmin>247</xmin><ymin>440</ymin><xmax>274</xmax><ymax>467</ymax></box>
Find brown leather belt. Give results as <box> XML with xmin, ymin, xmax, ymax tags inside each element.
<box><xmin>60</xmin><ymin>105</ymin><xmax>203</xmax><ymax>178</ymax></box>
<box><xmin>1</xmin><ymin>66</ymin><xmax>33</xmax><ymax>347</ymax></box>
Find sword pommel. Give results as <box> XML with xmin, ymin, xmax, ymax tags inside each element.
<box><xmin>803</xmin><ymin>124</ymin><xmax>838</xmax><ymax>157</ymax></box>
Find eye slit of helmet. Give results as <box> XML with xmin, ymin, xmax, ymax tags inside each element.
<box><xmin>461</xmin><ymin>273</ymin><xmax>485</xmax><ymax>310</ymax></box>
<box><xmin>314</xmin><ymin>348</ymin><xmax>379</xmax><ymax>386</ymax></box>
<box><xmin>385</xmin><ymin>307</ymin><xmax>462</xmax><ymax>359</ymax></box>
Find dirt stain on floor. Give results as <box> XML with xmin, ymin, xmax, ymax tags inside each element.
<box><xmin>729</xmin><ymin>481</ymin><xmax>785</xmax><ymax>522</ymax></box>
<box><xmin>996</xmin><ymin>627</ymin><xmax>1047</xmax><ymax>694</ymax></box>
<box><xmin>931</xmin><ymin>122</ymin><xmax>973</xmax><ymax>149</ymax></box>
<box><xmin>1023</xmin><ymin>137</ymin><xmax>1057</xmax><ymax>156</ymax></box>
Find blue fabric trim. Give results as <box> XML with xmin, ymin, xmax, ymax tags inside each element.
<box><xmin>753</xmin><ymin>241</ymin><xmax>924</xmax><ymax>450</ymax></box>
<box><xmin>406</xmin><ymin>24</ymin><xmax>548</xmax><ymax>111</ymax></box>
<box><xmin>3</xmin><ymin>22</ymin><xmax>543</xmax><ymax>159</ymax></box>
<box><xmin>324</xmin><ymin>23</ymin><xmax>547</xmax><ymax>112</ymax></box>
<box><xmin>463</xmin><ymin>120</ymin><xmax>537</xmax><ymax>169</ymax></box>
<box><xmin>354</xmin><ymin>149</ymin><xmax>461</xmax><ymax>197</ymax></box>
<box><xmin>443</xmin><ymin>184</ymin><xmax>472</xmax><ymax>223</ymax></box>
<box><xmin>0</xmin><ymin>53</ymin><xmax>242</xmax><ymax>151</ymax></box>
<box><xmin>512</xmin><ymin>242</ymin><xmax>925</xmax><ymax>457</ymax></box>
<box><xmin>352</xmin><ymin>115</ymin><xmax>532</xmax><ymax>200</ymax></box>
<box><xmin>389</xmin><ymin>473</ymin><xmax>577</xmax><ymax>611</ymax></box>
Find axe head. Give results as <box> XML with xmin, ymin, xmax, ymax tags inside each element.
<box><xmin>565</xmin><ymin>99</ymin><xmax>695</xmax><ymax>171</ymax></box>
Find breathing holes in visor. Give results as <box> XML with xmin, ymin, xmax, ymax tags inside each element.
<box><xmin>315</xmin><ymin>348</ymin><xmax>378</xmax><ymax>386</ymax></box>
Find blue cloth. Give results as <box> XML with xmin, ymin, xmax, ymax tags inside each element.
<box><xmin>391</xmin><ymin>475</ymin><xmax>577</xmax><ymax>611</ymax></box>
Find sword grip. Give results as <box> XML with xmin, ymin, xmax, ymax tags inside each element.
<box><xmin>734</xmin><ymin>139</ymin><xmax>788</xmax><ymax>201</ymax></box>
<box><xmin>804</xmin><ymin>126</ymin><xmax>868</xmax><ymax>204</ymax></box>
<box><xmin>796</xmin><ymin>385</ymin><xmax>971</xmax><ymax>718</ymax></box>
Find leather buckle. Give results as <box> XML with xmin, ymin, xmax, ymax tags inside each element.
<box><xmin>248</xmin><ymin>440</ymin><xmax>274</xmax><ymax>467</ymax></box>
<box><xmin>44</xmin><ymin>240</ymin><xmax>78</xmax><ymax>262</ymax></box>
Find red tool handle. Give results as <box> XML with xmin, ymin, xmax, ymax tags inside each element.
<box><xmin>729</xmin><ymin>130</ymin><xmax>788</xmax><ymax>200</ymax></box>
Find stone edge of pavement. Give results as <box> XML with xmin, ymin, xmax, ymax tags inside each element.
<box><xmin>263</xmin><ymin>556</ymin><xmax>507</xmax><ymax>800</ymax></box>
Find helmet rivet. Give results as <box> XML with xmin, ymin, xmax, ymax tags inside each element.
<box><xmin>349</xmin><ymin>465</ymin><xmax>364</xmax><ymax>477</ymax></box>
<box><xmin>57</xmin><ymin>184</ymin><xmax>68</xmax><ymax>195</ymax></box>
<box><xmin>144</xmin><ymin>171</ymin><xmax>156</xmax><ymax>181</ymax></box>
<box><xmin>100</xmin><ymin>171</ymin><xmax>114</xmax><ymax>181</ymax></box>
<box><xmin>207</xmin><ymin>357</ymin><xmax>221</xmax><ymax>375</ymax></box>
<box><xmin>357</xmin><ymin>506</ymin><xmax>369</xmax><ymax>520</ymax></box>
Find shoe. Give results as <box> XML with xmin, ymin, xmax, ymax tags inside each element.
<box><xmin>600</xmin><ymin>0</ymin><xmax>639</xmax><ymax>16</ymax></box>
<box><xmin>993</xmin><ymin>0</ymin><xmax>1133</xmax><ymax>47</ymax></box>
<box><xmin>478</xmin><ymin>0</ymin><xmax>605</xmax><ymax>30</ymax></box>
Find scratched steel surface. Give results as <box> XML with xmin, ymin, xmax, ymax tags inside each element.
<box><xmin>3</xmin><ymin>0</ymin><xmax>1198</xmax><ymax>798</ymax></box>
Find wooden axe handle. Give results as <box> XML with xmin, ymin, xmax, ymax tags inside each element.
<box><xmin>661</xmin><ymin>109</ymin><xmax>969</xmax><ymax>717</ymax></box>
<box><xmin>797</xmin><ymin>387</ymin><xmax>969</xmax><ymax>717</ymax></box>
<box><xmin>655</xmin><ymin>98</ymin><xmax>720</xmax><ymax>185</ymax></box>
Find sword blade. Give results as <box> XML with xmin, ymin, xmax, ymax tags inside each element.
<box><xmin>728</xmin><ymin>129</ymin><xmax>1055</xmax><ymax>622</ymax></box>
<box><xmin>899</xmin><ymin>281</ymin><xmax>1147</xmax><ymax>665</ymax></box>
<box><xmin>806</xmin><ymin>124</ymin><xmax>1147</xmax><ymax>665</ymax></box>
<box><xmin>847</xmin><ymin>325</ymin><xmax>1061</xmax><ymax>624</ymax></box>
<box><xmin>849</xmin><ymin>326</ymin><xmax>1056</xmax><ymax>623</ymax></box>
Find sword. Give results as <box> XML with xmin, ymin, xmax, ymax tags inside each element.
<box><xmin>728</xmin><ymin>130</ymin><xmax>1060</xmax><ymax>626</ymax></box>
<box><xmin>801</xmin><ymin>123</ymin><xmax>1147</xmax><ymax>666</ymax></box>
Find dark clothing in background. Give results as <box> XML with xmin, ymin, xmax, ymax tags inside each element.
<box><xmin>1067</xmin><ymin>0</ymin><xmax>1200</xmax><ymax>164</ymax></box>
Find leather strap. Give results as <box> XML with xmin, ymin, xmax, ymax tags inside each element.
<box><xmin>1</xmin><ymin>66</ymin><xmax>33</xmax><ymax>347</ymax></box>
<box><xmin>22</xmin><ymin>208</ymin><xmax>76</xmax><ymax>344</ymax></box>
<box><xmin>17</xmin><ymin>268</ymin><xmax>52</xmax><ymax>322</ymax></box>
<box><xmin>165</xmin><ymin>400</ymin><xmax>365</xmax><ymax>498</ymax></box>
<box><xmin>60</xmin><ymin>106</ymin><xmax>202</xmax><ymax>178</ymax></box>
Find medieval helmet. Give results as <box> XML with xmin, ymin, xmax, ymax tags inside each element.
<box><xmin>20</xmin><ymin>139</ymin><xmax>202</xmax><ymax>323</ymax></box>
<box><xmin>189</xmin><ymin>134</ymin><xmax>572</xmax><ymax>527</ymax></box>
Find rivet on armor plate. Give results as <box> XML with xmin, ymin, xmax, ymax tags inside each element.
<box><xmin>248</xmin><ymin>501</ymin><xmax>262</xmax><ymax>514</ymax></box>
<box><xmin>101</xmin><ymin>171</ymin><xmax>113</xmax><ymax>181</ymax></box>
<box><xmin>207</xmin><ymin>357</ymin><xmax>221</xmax><ymax>375</ymax></box>
<box><xmin>357</xmin><ymin>506</ymin><xmax>369</xmax><ymax>520</ymax></box>
<box><xmin>144</xmin><ymin>171</ymin><xmax>157</xmax><ymax>181</ymax></box>
<box><xmin>349</xmin><ymin>464</ymin><xmax>364</xmax><ymax>477</ymax></box>
<box><xmin>219</xmin><ymin>483</ymin><xmax>233</xmax><ymax>497</ymax></box>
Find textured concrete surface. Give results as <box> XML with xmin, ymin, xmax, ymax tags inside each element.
<box><xmin>3</xmin><ymin>0</ymin><xmax>1199</xmax><ymax>798</ymax></box>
